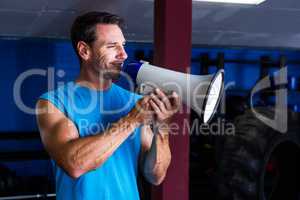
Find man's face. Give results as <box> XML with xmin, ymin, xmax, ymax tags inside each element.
<box><xmin>89</xmin><ymin>24</ymin><xmax>128</xmax><ymax>80</ymax></box>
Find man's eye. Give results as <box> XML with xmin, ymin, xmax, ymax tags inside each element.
<box><xmin>107</xmin><ymin>45</ymin><xmax>115</xmax><ymax>48</ymax></box>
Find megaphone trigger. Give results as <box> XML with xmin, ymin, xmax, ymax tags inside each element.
<box><xmin>139</xmin><ymin>82</ymin><xmax>156</xmax><ymax>95</ymax></box>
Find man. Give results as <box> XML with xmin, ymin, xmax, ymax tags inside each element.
<box><xmin>36</xmin><ymin>11</ymin><xmax>180</xmax><ymax>200</ymax></box>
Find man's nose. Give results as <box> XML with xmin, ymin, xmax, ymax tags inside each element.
<box><xmin>117</xmin><ymin>46</ymin><xmax>128</xmax><ymax>60</ymax></box>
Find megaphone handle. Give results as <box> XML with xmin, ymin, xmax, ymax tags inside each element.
<box><xmin>139</xmin><ymin>83</ymin><xmax>156</xmax><ymax>95</ymax></box>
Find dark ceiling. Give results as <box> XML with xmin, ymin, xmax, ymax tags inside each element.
<box><xmin>1</xmin><ymin>0</ymin><xmax>300</xmax><ymax>48</ymax></box>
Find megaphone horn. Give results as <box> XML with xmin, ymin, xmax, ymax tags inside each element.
<box><xmin>122</xmin><ymin>61</ymin><xmax>224</xmax><ymax>124</ymax></box>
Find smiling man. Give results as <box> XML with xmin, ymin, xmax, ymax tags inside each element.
<box><xmin>35</xmin><ymin>11</ymin><xmax>180</xmax><ymax>200</ymax></box>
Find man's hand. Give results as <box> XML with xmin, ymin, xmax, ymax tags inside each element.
<box><xmin>128</xmin><ymin>96</ymin><xmax>155</xmax><ymax>125</ymax></box>
<box><xmin>149</xmin><ymin>88</ymin><xmax>181</xmax><ymax>127</ymax></box>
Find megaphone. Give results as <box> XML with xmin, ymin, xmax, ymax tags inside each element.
<box><xmin>122</xmin><ymin>61</ymin><xmax>224</xmax><ymax>124</ymax></box>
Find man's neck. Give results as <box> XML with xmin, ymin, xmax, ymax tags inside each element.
<box><xmin>75</xmin><ymin>66</ymin><xmax>112</xmax><ymax>91</ymax></box>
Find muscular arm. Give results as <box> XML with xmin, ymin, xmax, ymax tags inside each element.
<box><xmin>139</xmin><ymin>88</ymin><xmax>180</xmax><ymax>185</ymax></box>
<box><xmin>140</xmin><ymin>125</ymin><xmax>171</xmax><ymax>186</ymax></box>
<box><xmin>36</xmin><ymin>97</ymin><xmax>151</xmax><ymax>179</ymax></box>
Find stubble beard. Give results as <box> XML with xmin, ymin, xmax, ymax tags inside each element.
<box><xmin>101</xmin><ymin>66</ymin><xmax>121</xmax><ymax>81</ymax></box>
<box><xmin>94</xmin><ymin>56</ymin><xmax>122</xmax><ymax>81</ymax></box>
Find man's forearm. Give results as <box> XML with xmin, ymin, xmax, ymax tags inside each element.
<box><xmin>143</xmin><ymin>128</ymin><xmax>171</xmax><ymax>185</ymax></box>
<box><xmin>63</xmin><ymin>112</ymin><xmax>140</xmax><ymax>177</ymax></box>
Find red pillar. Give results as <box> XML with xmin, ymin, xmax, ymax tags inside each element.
<box><xmin>152</xmin><ymin>0</ymin><xmax>191</xmax><ymax>200</ymax></box>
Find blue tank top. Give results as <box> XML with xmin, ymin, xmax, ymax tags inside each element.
<box><xmin>39</xmin><ymin>81</ymin><xmax>142</xmax><ymax>200</ymax></box>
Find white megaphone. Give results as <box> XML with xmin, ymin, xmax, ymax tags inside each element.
<box><xmin>122</xmin><ymin>61</ymin><xmax>224</xmax><ymax>124</ymax></box>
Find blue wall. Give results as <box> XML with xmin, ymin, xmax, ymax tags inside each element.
<box><xmin>0</xmin><ymin>38</ymin><xmax>79</xmax><ymax>132</ymax></box>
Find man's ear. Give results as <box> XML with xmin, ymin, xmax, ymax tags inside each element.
<box><xmin>77</xmin><ymin>41</ymin><xmax>91</xmax><ymax>61</ymax></box>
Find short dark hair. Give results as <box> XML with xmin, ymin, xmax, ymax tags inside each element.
<box><xmin>70</xmin><ymin>11</ymin><xmax>124</xmax><ymax>59</ymax></box>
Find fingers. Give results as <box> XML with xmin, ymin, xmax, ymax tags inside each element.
<box><xmin>135</xmin><ymin>96</ymin><xmax>153</xmax><ymax>115</ymax></box>
<box><xmin>141</xmin><ymin>95</ymin><xmax>151</xmax><ymax>105</ymax></box>
<box><xmin>149</xmin><ymin>99</ymin><xmax>161</xmax><ymax>114</ymax></box>
<box><xmin>150</xmin><ymin>93</ymin><xmax>164</xmax><ymax>113</ymax></box>
<box><xmin>133</xmin><ymin>96</ymin><xmax>155</xmax><ymax>125</ymax></box>
<box><xmin>154</xmin><ymin>88</ymin><xmax>172</xmax><ymax>110</ymax></box>
<box><xmin>170</xmin><ymin>91</ymin><xmax>181</xmax><ymax>112</ymax></box>
<box><xmin>150</xmin><ymin>88</ymin><xmax>172</xmax><ymax>112</ymax></box>
<box><xmin>148</xmin><ymin>88</ymin><xmax>182</xmax><ymax>124</ymax></box>
<box><xmin>151</xmin><ymin>88</ymin><xmax>180</xmax><ymax>112</ymax></box>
